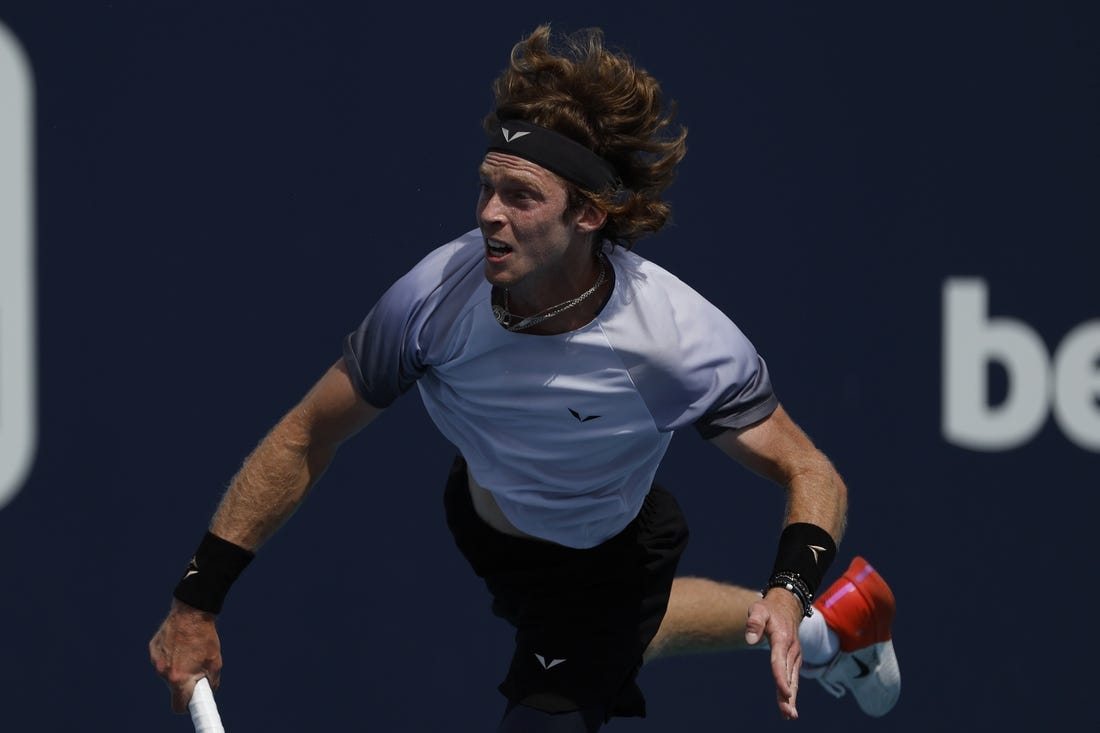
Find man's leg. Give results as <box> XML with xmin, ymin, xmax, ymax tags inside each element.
<box><xmin>643</xmin><ymin>576</ymin><xmax>761</xmax><ymax>661</ymax></box>
<box><xmin>644</xmin><ymin>576</ymin><xmax>838</xmax><ymax>662</ymax></box>
<box><xmin>644</xmin><ymin>558</ymin><xmax>900</xmax><ymax>717</ymax></box>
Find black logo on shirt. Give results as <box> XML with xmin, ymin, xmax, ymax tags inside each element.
<box><xmin>568</xmin><ymin>408</ymin><xmax>601</xmax><ymax>422</ymax></box>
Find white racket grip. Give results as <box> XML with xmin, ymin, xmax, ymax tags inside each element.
<box><xmin>188</xmin><ymin>677</ymin><xmax>225</xmax><ymax>733</ymax></box>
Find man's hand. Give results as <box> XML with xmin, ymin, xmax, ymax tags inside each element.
<box><xmin>745</xmin><ymin>589</ymin><xmax>805</xmax><ymax>720</ymax></box>
<box><xmin>149</xmin><ymin>599</ymin><xmax>222</xmax><ymax>713</ymax></box>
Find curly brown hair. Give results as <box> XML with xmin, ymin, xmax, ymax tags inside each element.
<box><xmin>485</xmin><ymin>25</ymin><xmax>688</xmax><ymax>249</ymax></box>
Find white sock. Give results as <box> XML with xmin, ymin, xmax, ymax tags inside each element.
<box><xmin>798</xmin><ymin>612</ymin><xmax>840</xmax><ymax>666</ymax></box>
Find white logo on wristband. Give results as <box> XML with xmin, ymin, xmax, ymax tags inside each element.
<box><xmin>808</xmin><ymin>544</ymin><xmax>828</xmax><ymax>564</ymax></box>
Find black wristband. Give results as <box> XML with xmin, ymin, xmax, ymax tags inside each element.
<box><xmin>172</xmin><ymin>531</ymin><xmax>255</xmax><ymax>614</ymax></box>
<box><xmin>763</xmin><ymin>522</ymin><xmax>837</xmax><ymax>617</ymax></box>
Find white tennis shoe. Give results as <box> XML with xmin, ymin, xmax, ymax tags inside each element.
<box><xmin>800</xmin><ymin>556</ymin><xmax>900</xmax><ymax>717</ymax></box>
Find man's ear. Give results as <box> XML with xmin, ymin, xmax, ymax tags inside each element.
<box><xmin>574</xmin><ymin>201</ymin><xmax>608</xmax><ymax>234</ymax></box>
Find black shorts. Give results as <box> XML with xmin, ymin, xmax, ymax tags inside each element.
<box><xmin>443</xmin><ymin>456</ymin><xmax>690</xmax><ymax>720</ymax></box>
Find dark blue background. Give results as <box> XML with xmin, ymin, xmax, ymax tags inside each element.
<box><xmin>0</xmin><ymin>1</ymin><xmax>1097</xmax><ymax>730</ymax></box>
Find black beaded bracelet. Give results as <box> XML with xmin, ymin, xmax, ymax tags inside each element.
<box><xmin>762</xmin><ymin>571</ymin><xmax>816</xmax><ymax>618</ymax></box>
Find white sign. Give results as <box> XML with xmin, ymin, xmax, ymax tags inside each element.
<box><xmin>0</xmin><ymin>20</ymin><xmax>35</xmax><ymax>510</ymax></box>
<box><xmin>943</xmin><ymin>278</ymin><xmax>1100</xmax><ymax>452</ymax></box>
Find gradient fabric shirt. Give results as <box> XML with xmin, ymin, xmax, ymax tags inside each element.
<box><xmin>344</xmin><ymin>229</ymin><xmax>777</xmax><ymax>548</ymax></box>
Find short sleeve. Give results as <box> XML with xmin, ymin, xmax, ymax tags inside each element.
<box><xmin>341</xmin><ymin>231</ymin><xmax>486</xmax><ymax>408</ymax></box>
<box><xmin>692</xmin><ymin>354</ymin><xmax>778</xmax><ymax>438</ymax></box>
<box><xmin>342</xmin><ymin>272</ymin><xmax>430</xmax><ymax>408</ymax></box>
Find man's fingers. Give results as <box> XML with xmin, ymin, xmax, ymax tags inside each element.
<box><xmin>777</xmin><ymin>683</ymin><xmax>799</xmax><ymax>720</ymax></box>
<box><xmin>150</xmin><ymin>607</ymin><xmax>222</xmax><ymax>713</ymax></box>
<box><xmin>772</xmin><ymin>649</ymin><xmax>799</xmax><ymax>719</ymax></box>
<box><xmin>170</xmin><ymin>676</ymin><xmax>197</xmax><ymax>714</ymax></box>
<box><xmin>770</xmin><ymin>640</ymin><xmax>795</xmax><ymax>696</ymax></box>
<box><xmin>767</xmin><ymin>616</ymin><xmax>802</xmax><ymax>719</ymax></box>
<box><xmin>780</xmin><ymin>647</ymin><xmax>801</xmax><ymax>718</ymax></box>
<box><xmin>744</xmin><ymin>601</ymin><xmax>768</xmax><ymax>646</ymax></box>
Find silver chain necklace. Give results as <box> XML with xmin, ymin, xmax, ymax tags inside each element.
<box><xmin>492</xmin><ymin>254</ymin><xmax>607</xmax><ymax>332</ymax></box>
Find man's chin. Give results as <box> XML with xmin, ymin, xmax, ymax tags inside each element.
<box><xmin>483</xmin><ymin>262</ymin><xmax>516</xmax><ymax>288</ymax></box>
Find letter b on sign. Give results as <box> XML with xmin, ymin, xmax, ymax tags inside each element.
<box><xmin>943</xmin><ymin>278</ymin><xmax>1100</xmax><ymax>452</ymax></box>
<box><xmin>0</xmin><ymin>21</ymin><xmax>35</xmax><ymax>510</ymax></box>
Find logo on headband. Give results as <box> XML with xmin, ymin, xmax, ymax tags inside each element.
<box><xmin>489</xmin><ymin>118</ymin><xmax>620</xmax><ymax>193</ymax></box>
<box><xmin>501</xmin><ymin>128</ymin><xmax>531</xmax><ymax>143</ymax></box>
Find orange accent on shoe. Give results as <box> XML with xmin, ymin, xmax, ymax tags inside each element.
<box><xmin>814</xmin><ymin>556</ymin><xmax>895</xmax><ymax>652</ymax></box>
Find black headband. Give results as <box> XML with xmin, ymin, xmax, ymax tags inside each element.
<box><xmin>485</xmin><ymin>118</ymin><xmax>620</xmax><ymax>193</ymax></box>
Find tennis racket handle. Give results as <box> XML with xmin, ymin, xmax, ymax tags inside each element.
<box><xmin>188</xmin><ymin>677</ymin><xmax>225</xmax><ymax>733</ymax></box>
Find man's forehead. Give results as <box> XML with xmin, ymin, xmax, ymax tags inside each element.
<box><xmin>479</xmin><ymin>152</ymin><xmax>562</xmax><ymax>186</ymax></box>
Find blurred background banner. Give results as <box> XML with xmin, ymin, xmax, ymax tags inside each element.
<box><xmin>0</xmin><ymin>2</ymin><xmax>1096</xmax><ymax>731</ymax></box>
<box><xmin>0</xmin><ymin>17</ymin><xmax>34</xmax><ymax>512</ymax></box>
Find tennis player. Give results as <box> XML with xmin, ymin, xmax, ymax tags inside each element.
<box><xmin>150</xmin><ymin>25</ymin><xmax>900</xmax><ymax>731</ymax></box>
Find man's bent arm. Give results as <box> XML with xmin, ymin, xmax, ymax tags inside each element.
<box><xmin>709</xmin><ymin>403</ymin><xmax>849</xmax><ymax>720</ymax></box>
<box><xmin>711</xmin><ymin>403</ymin><xmax>847</xmax><ymax>541</ymax></box>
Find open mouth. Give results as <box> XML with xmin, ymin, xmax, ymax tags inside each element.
<box><xmin>486</xmin><ymin>239</ymin><xmax>513</xmax><ymax>258</ymax></box>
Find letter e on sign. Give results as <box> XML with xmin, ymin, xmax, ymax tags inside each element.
<box><xmin>0</xmin><ymin>21</ymin><xmax>35</xmax><ymax>511</ymax></box>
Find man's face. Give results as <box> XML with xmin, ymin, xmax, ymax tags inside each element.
<box><xmin>476</xmin><ymin>152</ymin><xmax>593</xmax><ymax>309</ymax></box>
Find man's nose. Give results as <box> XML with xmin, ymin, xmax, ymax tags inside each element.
<box><xmin>478</xmin><ymin>192</ymin><xmax>505</xmax><ymax>225</ymax></box>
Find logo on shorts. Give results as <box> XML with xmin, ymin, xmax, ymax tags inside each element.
<box><xmin>534</xmin><ymin>654</ymin><xmax>567</xmax><ymax>670</ymax></box>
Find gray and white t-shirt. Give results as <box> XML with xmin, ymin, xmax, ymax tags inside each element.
<box><xmin>344</xmin><ymin>229</ymin><xmax>777</xmax><ymax>548</ymax></box>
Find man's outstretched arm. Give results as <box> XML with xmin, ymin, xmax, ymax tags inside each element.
<box><xmin>149</xmin><ymin>358</ymin><xmax>382</xmax><ymax>712</ymax></box>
